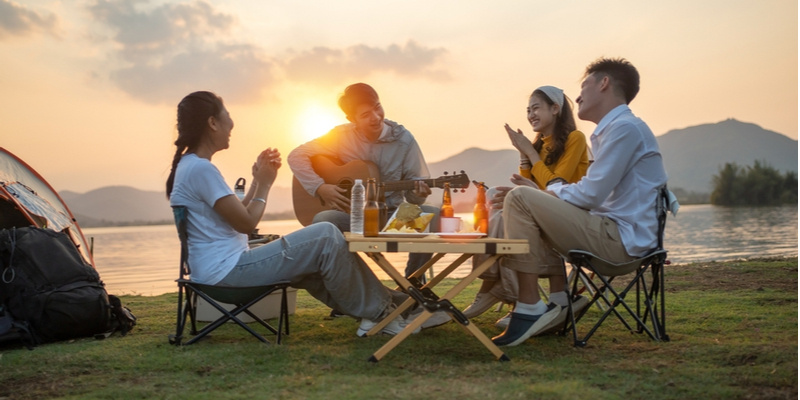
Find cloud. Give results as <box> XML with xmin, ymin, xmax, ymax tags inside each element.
<box><xmin>88</xmin><ymin>0</ymin><xmax>274</xmax><ymax>104</ymax></box>
<box><xmin>0</xmin><ymin>0</ymin><xmax>58</xmax><ymax>39</ymax></box>
<box><xmin>87</xmin><ymin>0</ymin><xmax>449</xmax><ymax>104</ymax></box>
<box><xmin>284</xmin><ymin>41</ymin><xmax>451</xmax><ymax>84</ymax></box>
<box><xmin>111</xmin><ymin>43</ymin><xmax>273</xmax><ymax>104</ymax></box>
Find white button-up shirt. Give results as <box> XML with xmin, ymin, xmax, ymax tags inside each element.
<box><xmin>551</xmin><ymin>105</ymin><xmax>668</xmax><ymax>257</ymax></box>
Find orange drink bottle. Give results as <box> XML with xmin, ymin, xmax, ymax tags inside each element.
<box><xmin>441</xmin><ymin>182</ymin><xmax>454</xmax><ymax>218</ymax></box>
<box><xmin>473</xmin><ymin>181</ymin><xmax>488</xmax><ymax>233</ymax></box>
<box><xmin>364</xmin><ymin>178</ymin><xmax>380</xmax><ymax>237</ymax></box>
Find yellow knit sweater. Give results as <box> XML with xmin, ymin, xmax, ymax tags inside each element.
<box><xmin>519</xmin><ymin>130</ymin><xmax>590</xmax><ymax>189</ymax></box>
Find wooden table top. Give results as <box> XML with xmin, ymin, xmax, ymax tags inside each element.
<box><xmin>345</xmin><ymin>233</ymin><xmax>529</xmax><ymax>254</ymax></box>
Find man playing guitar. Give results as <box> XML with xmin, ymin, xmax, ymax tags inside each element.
<box><xmin>288</xmin><ymin>83</ymin><xmax>437</xmax><ymax>280</ymax></box>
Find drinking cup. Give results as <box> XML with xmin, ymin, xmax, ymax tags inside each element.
<box><xmin>439</xmin><ymin>217</ymin><xmax>462</xmax><ymax>233</ymax></box>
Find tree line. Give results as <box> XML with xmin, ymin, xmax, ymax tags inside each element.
<box><xmin>711</xmin><ymin>160</ymin><xmax>797</xmax><ymax>206</ymax></box>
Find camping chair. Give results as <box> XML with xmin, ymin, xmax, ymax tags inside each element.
<box><xmin>560</xmin><ymin>185</ymin><xmax>676</xmax><ymax>347</ymax></box>
<box><xmin>168</xmin><ymin>206</ymin><xmax>290</xmax><ymax>346</ymax></box>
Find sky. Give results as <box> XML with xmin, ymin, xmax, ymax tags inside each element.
<box><xmin>2</xmin><ymin>0</ymin><xmax>797</xmax><ymax>193</ymax></box>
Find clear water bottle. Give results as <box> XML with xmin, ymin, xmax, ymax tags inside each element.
<box><xmin>350</xmin><ymin>179</ymin><xmax>365</xmax><ymax>234</ymax></box>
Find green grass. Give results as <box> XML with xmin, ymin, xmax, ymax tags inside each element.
<box><xmin>1</xmin><ymin>258</ymin><xmax>796</xmax><ymax>400</ymax></box>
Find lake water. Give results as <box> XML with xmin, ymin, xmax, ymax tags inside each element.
<box><xmin>86</xmin><ymin>205</ymin><xmax>798</xmax><ymax>296</ymax></box>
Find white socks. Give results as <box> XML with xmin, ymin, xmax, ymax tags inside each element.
<box><xmin>515</xmin><ymin>291</ymin><xmax>570</xmax><ymax>316</ymax></box>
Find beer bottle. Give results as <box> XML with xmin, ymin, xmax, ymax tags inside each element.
<box><xmin>364</xmin><ymin>178</ymin><xmax>380</xmax><ymax>237</ymax></box>
<box><xmin>441</xmin><ymin>182</ymin><xmax>454</xmax><ymax>218</ymax></box>
<box><xmin>378</xmin><ymin>183</ymin><xmax>388</xmax><ymax>231</ymax></box>
<box><xmin>473</xmin><ymin>181</ymin><xmax>488</xmax><ymax>233</ymax></box>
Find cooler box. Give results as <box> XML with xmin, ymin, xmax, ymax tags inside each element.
<box><xmin>196</xmin><ymin>287</ymin><xmax>298</xmax><ymax>322</ymax></box>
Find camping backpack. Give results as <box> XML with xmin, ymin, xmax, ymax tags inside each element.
<box><xmin>0</xmin><ymin>226</ymin><xmax>135</xmax><ymax>345</ymax></box>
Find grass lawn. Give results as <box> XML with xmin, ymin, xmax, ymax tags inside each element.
<box><xmin>0</xmin><ymin>258</ymin><xmax>796</xmax><ymax>400</ymax></box>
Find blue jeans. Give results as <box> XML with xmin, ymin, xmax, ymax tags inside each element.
<box><xmin>217</xmin><ymin>222</ymin><xmax>393</xmax><ymax>320</ymax></box>
<box><xmin>313</xmin><ymin>205</ymin><xmax>439</xmax><ymax>279</ymax></box>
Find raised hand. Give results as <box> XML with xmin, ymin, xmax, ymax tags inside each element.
<box><xmin>253</xmin><ymin>148</ymin><xmax>281</xmax><ymax>187</ymax></box>
<box><xmin>505</xmin><ymin>124</ymin><xmax>541</xmax><ymax>164</ymax></box>
<box><xmin>504</xmin><ymin>124</ymin><xmax>533</xmax><ymax>153</ymax></box>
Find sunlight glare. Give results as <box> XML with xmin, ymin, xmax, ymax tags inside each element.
<box><xmin>296</xmin><ymin>104</ymin><xmax>343</xmax><ymax>143</ymax></box>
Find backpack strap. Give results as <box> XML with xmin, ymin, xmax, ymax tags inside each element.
<box><xmin>95</xmin><ymin>295</ymin><xmax>137</xmax><ymax>340</ymax></box>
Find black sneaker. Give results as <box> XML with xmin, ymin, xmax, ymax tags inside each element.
<box><xmin>491</xmin><ymin>304</ymin><xmax>560</xmax><ymax>346</ymax></box>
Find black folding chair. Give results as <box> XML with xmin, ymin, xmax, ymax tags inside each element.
<box><xmin>561</xmin><ymin>186</ymin><xmax>674</xmax><ymax>347</ymax></box>
<box><xmin>168</xmin><ymin>206</ymin><xmax>290</xmax><ymax>346</ymax></box>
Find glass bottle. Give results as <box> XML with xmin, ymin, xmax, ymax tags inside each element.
<box><xmin>349</xmin><ymin>179</ymin><xmax>365</xmax><ymax>234</ymax></box>
<box><xmin>378</xmin><ymin>183</ymin><xmax>388</xmax><ymax>231</ymax></box>
<box><xmin>441</xmin><ymin>182</ymin><xmax>454</xmax><ymax>218</ymax></box>
<box><xmin>363</xmin><ymin>178</ymin><xmax>380</xmax><ymax>237</ymax></box>
<box><xmin>473</xmin><ymin>181</ymin><xmax>488</xmax><ymax>233</ymax></box>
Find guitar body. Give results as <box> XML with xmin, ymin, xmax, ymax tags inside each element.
<box><xmin>292</xmin><ymin>155</ymin><xmax>470</xmax><ymax>226</ymax></box>
<box><xmin>292</xmin><ymin>156</ymin><xmax>380</xmax><ymax>226</ymax></box>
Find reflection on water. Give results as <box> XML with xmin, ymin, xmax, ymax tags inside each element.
<box><xmin>664</xmin><ymin>205</ymin><xmax>797</xmax><ymax>263</ymax></box>
<box><xmin>87</xmin><ymin>205</ymin><xmax>797</xmax><ymax>296</ymax></box>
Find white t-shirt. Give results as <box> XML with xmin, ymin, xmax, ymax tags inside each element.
<box><xmin>169</xmin><ymin>154</ymin><xmax>248</xmax><ymax>284</ymax></box>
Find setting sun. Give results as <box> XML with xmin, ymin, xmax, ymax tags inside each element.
<box><xmin>295</xmin><ymin>104</ymin><xmax>344</xmax><ymax>143</ymax></box>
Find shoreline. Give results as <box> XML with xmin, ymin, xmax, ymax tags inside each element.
<box><xmin>105</xmin><ymin>256</ymin><xmax>798</xmax><ymax>298</ymax></box>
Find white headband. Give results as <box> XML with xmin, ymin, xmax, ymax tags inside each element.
<box><xmin>536</xmin><ymin>85</ymin><xmax>564</xmax><ymax>111</ymax></box>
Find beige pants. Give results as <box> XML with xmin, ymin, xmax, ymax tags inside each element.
<box><xmin>502</xmin><ymin>186</ymin><xmax>635</xmax><ymax>274</ymax></box>
<box><xmin>471</xmin><ymin>188</ymin><xmax>562</xmax><ymax>303</ymax></box>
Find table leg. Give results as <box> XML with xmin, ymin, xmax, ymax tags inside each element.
<box><xmin>367</xmin><ymin>252</ymin><xmax>511</xmax><ymax>362</ymax></box>
<box><xmin>407</xmin><ymin>253</ymin><xmax>446</xmax><ymax>282</ymax></box>
<box><xmin>362</xmin><ymin>252</ymin><xmax>418</xmax><ymax>336</ymax></box>
<box><xmin>435</xmin><ymin>254</ymin><xmax>509</xmax><ymax>361</ymax></box>
<box><xmin>366</xmin><ymin>252</ymin><xmax>471</xmax><ymax>336</ymax></box>
<box><xmin>455</xmin><ymin>320</ymin><xmax>509</xmax><ymax>361</ymax></box>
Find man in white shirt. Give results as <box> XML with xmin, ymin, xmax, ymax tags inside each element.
<box><xmin>492</xmin><ymin>58</ymin><xmax>668</xmax><ymax>346</ymax></box>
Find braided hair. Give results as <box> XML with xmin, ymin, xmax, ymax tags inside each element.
<box><xmin>165</xmin><ymin>91</ymin><xmax>222</xmax><ymax>199</ymax></box>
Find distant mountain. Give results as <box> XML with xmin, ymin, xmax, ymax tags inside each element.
<box><xmin>428</xmin><ymin>147</ymin><xmax>520</xmax><ymax>188</ymax></box>
<box><xmin>62</xmin><ymin>185</ymin><xmax>294</xmax><ymax>227</ymax></box>
<box><xmin>656</xmin><ymin>119</ymin><xmax>797</xmax><ymax>193</ymax></box>
<box><xmin>62</xmin><ymin>119</ymin><xmax>796</xmax><ymax>224</ymax></box>
<box><xmin>428</xmin><ymin>148</ymin><xmax>519</xmax><ymax>210</ymax></box>
<box><xmin>62</xmin><ymin>186</ymin><xmax>172</xmax><ymax>226</ymax></box>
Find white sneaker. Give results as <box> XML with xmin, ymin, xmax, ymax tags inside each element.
<box><xmin>462</xmin><ymin>292</ymin><xmax>501</xmax><ymax>319</ymax></box>
<box><xmin>357</xmin><ymin>315</ymin><xmax>421</xmax><ymax>337</ymax></box>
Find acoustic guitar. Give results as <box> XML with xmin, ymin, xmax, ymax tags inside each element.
<box><xmin>292</xmin><ymin>155</ymin><xmax>470</xmax><ymax>226</ymax></box>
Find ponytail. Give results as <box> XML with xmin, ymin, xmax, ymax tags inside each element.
<box><xmin>165</xmin><ymin>91</ymin><xmax>223</xmax><ymax>199</ymax></box>
<box><xmin>165</xmin><ymin>145</ymin><xmax>186</xmax><ymax>199</ymax></box>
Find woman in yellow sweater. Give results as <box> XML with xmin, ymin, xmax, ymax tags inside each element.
<box><xmin>464</xmin><ymin>86</ymin><xmax>589</xmax><ymax>332</ymax></box>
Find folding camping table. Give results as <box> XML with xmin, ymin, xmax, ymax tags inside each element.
<box><xmin>345</xmin><ymin>233</ymin><xmax>529</xmax><ymax>362</ymax></box>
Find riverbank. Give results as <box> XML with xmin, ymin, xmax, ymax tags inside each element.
<box><xmin>85</xmin><ymin>205</ymin><xmax>799</xmax><ymax>297</ymax></box>
<box><xmin>1</xmin><ymin>258</ymin><xmax>796</xmax><ymax>399</ymax></box>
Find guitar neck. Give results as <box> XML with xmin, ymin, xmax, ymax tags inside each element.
<box><xmin>383</xmin><ymin>178</ymin><xmax>437</xmax><ymax>192</ymax></box>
